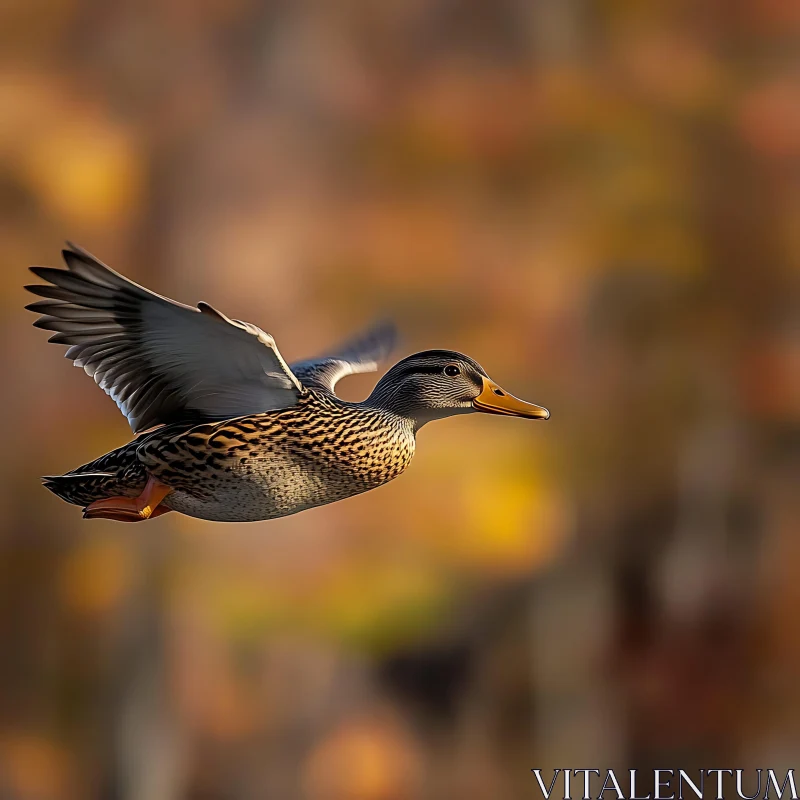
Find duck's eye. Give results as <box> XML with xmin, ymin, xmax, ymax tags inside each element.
<box><xmin>444</xmin><ymin>365</ymin><xmax>461</xmax><ymax>377</ymax></box>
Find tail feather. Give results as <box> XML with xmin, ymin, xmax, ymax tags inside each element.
<box><xmin>41</xmin><ymin>439</ymin><xmax>150</xmax><ymax>507</ymax></box>
<box><xmin>42</xmin><ymin>472</ymin><xmax>121</xmax><ymax>507</ymax></box>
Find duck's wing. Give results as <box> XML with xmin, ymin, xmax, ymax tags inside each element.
<box><xmin>25</xmin><ymin>244</ymin><xmax>304</xmax><ymax>433</ymax></box>
<box><xmin>290</xmin><ymin>321</ymin><xmax>396</xmax><ymax>395</ymax></box>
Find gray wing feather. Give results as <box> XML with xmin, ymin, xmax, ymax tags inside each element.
<box><xmin>26</xmin><ymin>244</ymin><xmax>303</xmax><ymax>433</ymax></box>
<box><xmin>290</xmin><ymin>321</ymin><xmax>396</xmax><ymax>394</ymax></box>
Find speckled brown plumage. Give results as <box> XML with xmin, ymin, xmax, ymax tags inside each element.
<box><xmin>46</xmin><ymin>391</ymin><xmax>416</xmax><ymax>522</ymax></box>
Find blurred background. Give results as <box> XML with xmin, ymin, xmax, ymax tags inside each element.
<box><xmin>1</xmin><ymin>0</ymin><xmax>799</xmax><ymax>798</ymax></box>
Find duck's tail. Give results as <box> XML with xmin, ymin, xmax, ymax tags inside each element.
<box><xmin>42</xmin><ymin>472</ymin><xmax>126</xmax><ymax>506</ymax></box>
<box><xmin>42</xmin><ymin>442</ymin><xmax>148</xmax><ymax>507</ymax></box>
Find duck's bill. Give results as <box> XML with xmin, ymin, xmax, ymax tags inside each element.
<box><xmin>472</xmin><ymin>378</ymin><xmax>550</xmax><ymax>420</ymax></box>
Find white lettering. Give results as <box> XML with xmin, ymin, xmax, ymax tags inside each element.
<box><xmin>737</xmin><ymin>769</ymin><xmax>762</xmax><ymax>800</ymax></box>
<box><xmin>707</xmin><ymin>770</ymin><xmax>733</xmax><ymax>800</ymax></box>
<box><xmin>574</xmin><ymin>770</ymin><xmax>601</xmax><ymax>800</ymax></box>
<box><xmin>630</xmin><ymin>769</ymin><xmax>652</xmax><ymax>800</ymax></box>
<box><xmin>531</xmin><ymin>770</ymin><xmax>561</xmax><ymax>799</ymax></box>
<box><xmin>765</xmin><ymin>770</ymin><xmax>798</xmax><ymax>800</ymax></box>
<box><xmin>655</xmin><ymin>770</ymin><xmax>675</xmax><ymax>800</ymax></box>
<box><xmin>598</xmin><ymin>770</ymin><xmax>624</xmax><ymax>800</ymax></box>
<box><xmin>678</xmin><ymin>771</ymin><xmax>704</xmax><ymax>800</ymax></box>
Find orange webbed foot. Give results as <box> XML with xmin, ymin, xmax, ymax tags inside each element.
<box><xmin>83</xmin><ymin>477</ymin><xmax>173</xmax><ymax>523</ymax></box>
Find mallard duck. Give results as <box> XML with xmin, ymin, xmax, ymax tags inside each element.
<box><xmin>25</xmin><ymin>245</ymin><xmax>549</xmax><ymax>522</ymax></box>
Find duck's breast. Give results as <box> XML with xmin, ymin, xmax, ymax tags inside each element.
<box><xmin>144</xmin><ymin>398</ymin><xmax>416</xmax><ymax>522</ymax></box>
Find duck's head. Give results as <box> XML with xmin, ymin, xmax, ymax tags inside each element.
<box><xmin>365</xmin><ymin>349</ymin><xmax>550</xmax><ymax>429</ymax></box>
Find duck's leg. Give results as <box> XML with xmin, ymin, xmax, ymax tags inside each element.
<box><xmin>83</xmin><ymin>476</ymin><xmax>173</xmax><ymax>522</ymax></box>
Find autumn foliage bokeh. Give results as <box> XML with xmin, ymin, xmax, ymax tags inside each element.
<box><xmin>1</xmin><ymin>1</ymin><xmax>798</xmax><ymax>798</ymax></box>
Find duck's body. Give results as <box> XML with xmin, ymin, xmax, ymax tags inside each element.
<box><xmin>27</xmin><ymin>245</ymin><xmax>549</xmax><ymax>523</ymax></box>
<box><xmin>48</xmin><ymin>391</ymin><xmax>415</xmax><ymax>521</ymax></box>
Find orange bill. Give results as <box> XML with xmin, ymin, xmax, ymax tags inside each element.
<box><xmin>472</xmin><ymin>377</ymin><xmax>550</xmax><ymax>420</ymax></box>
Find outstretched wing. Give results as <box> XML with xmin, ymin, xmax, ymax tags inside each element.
<box><xmin>25</xmin><ymin>244</ymin><xmax>304</xmax><ymax>433</ymax></box>
<box><xmin>290</xmin><ymin>321</ymin><xmax>396</xmax><ymax>395</ymax></box>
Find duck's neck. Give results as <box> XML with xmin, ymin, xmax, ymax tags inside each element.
<box><xmin>362</xmin><ymin>383</ymin><xmax>471</xmax><ymax>431</ymax></box>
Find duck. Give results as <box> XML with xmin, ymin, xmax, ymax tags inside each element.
<box><xmin>25</xmin><ymin>244</ymin><xmax>550</xmax><ymax>523</ymax></box>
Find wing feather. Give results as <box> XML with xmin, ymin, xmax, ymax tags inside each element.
<box><xmin>25</xmin><ymin>244</ymin><xmax>304</xmax><ymax>432</ymax></box>
<box><xmin>290</xmin><ymin>321</ymin><xmax>396</xmax><ymax>395</ymax></box>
